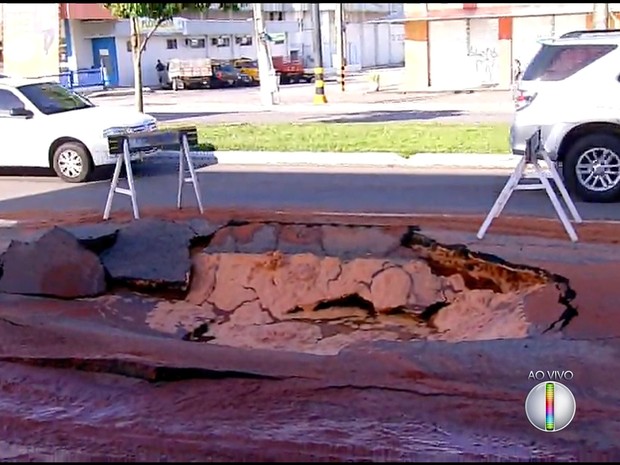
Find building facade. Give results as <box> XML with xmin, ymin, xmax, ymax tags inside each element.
<box><xmin>262</xmin><ymin>3</ymin><xmax>405</xmax><ymax>70</ymax></box>
<box><xmin>1</xmin><ymin>3</ymin><xmax>405</xmax><ymax>88</ymax></box>
<box><xmin>395</xmin><ymin>3</ymin><xmax>620</xmax><ymax>91</ymax></box>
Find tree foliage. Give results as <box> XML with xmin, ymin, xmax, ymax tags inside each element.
<box><xmin>104</xmin><ymin>3</ymin><xmax>239</xmax><ymax>21</ymax></box>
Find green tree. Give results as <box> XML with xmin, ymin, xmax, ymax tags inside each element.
<box><xmin>103</xmin><ymin>3</ymin><xmax>239</xmax><ymax>112</ymax></box>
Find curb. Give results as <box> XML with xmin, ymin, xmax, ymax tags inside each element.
<box><xmin>159</xmin><ymin>150</ymin><xmax>521</xmax><ymax>169</ymax></box>
<box><xmin>86</xmin><ymin>87</ymin><xmax>154</xmax><ymax>98</ymax></box>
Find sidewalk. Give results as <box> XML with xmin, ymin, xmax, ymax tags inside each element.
<box><xmin>84</xmin><ymin>87</ymin><xmax>154</xmax><ymax>98</ymax></box>
<box><xmin>161</xmin><ymin>150</ymin><xmax>521</xmax><ymax>170</ymax></box>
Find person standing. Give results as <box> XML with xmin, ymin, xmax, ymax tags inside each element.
<box><xmin>156</xmin><ymin>59</ymin><xmax>166</xmax><ymax>87</ymax></box>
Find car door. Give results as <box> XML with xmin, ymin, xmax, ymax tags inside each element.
<box><xmin>0</xmin><ymin>88</ymin><xmax>36</xmax><ymax>167</ymax></box>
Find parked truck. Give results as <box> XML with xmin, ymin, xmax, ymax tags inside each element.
<box><xmin>272</xmin><ymin>56</ymin><xmax>314</xmax><ymax>84</ymax></box>
<box><xmin>167</xmin><ymin>58</ymin><xmax>213</xmax><ymax>91</ymax></box>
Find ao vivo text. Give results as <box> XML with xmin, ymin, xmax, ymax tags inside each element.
<box><xmin>528</xmin><ymin>370</ymin><xmax>574</xmax><ymax>381</ymax></box>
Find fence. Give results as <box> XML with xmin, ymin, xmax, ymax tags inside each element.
<box><xmin>59</xmin><ymin>68</ymin><xmax>106</xmax><ymax>89</ymax></box>
<box><xmin>34</xmin><ymin>67</ymin><xmax>106</xmax><ymax>90</ymax></box>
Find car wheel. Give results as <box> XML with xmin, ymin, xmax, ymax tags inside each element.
<box><xmin>52</xmin><ymin>141</ymin><xmax>93</xmax><ymax>183</ymax></box>
<box><xmin>563</xmin><ymin>133</ymin><xmax>620</xmax><ymax>203</ymax></box>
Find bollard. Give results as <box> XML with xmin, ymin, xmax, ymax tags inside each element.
<box><xmin>313</xmin><ymin>67</ymin><xmax>328</xmax><ymax>104</ymax></box>
<box><xmin>369</xmin><ymin>73</ymin><xmax>380</xmax><ymax>92</ymax></box>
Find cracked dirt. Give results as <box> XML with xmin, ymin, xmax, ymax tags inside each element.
<box><xmin>0</xmin><ymin>212</ymin><xmax>618</xmax><ymax>461</ymax></box>
<box><xmin>134</xmin><ymin>220</ymin><xmax>569</xmax><ymax>355</ymax></box>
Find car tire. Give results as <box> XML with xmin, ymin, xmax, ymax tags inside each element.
<box><xmin>52</xmin><ymin>141</ymin><xmax>93</xmax><ymax>184</ymax></box>
<box><xmin>562</xmin><ymin>132</ymin><xmax>620</xmax><ymax>203</ymax></box>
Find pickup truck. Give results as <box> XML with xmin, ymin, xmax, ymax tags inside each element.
<box><xmin>167</xmin><ymin>58</ymin><xmax>213</xmax><ymax>91</ymax></box>
<box><xmin>272</xmin><ymin>56</ymin><xmax>314</xmax><ymax>84</ymax></box>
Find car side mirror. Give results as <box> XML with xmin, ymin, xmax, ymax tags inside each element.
<box><xmin>9</xmin><ymin>107</ymin><xmax>33</xmax><ymax>119</ymax></box>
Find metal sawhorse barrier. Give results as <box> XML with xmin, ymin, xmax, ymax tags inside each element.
<box><xmin>103</xmin><ymin>126</ymin><xmax>204</xmax><ymax>220</ymax></box>
<box><xmin>477</xmin><ymin>128</ymin><xmax>583</xmax><ymax>242</ymax></box>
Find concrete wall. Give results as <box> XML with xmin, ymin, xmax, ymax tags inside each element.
<box><xmin>286</xmin><ymin>8</ymin><xmax>404</xmax><ymax>70</ymax></box>
<box><xmin>3</xmin><ymin>3</ymin><xmax>60</xmax><ymax>77</ymax></box>
<box><xmin>402</xmin><ymin>12</ymin><xmax>591</xmax><ymax>91</ymax></box>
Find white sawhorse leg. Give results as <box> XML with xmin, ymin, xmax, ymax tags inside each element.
<box><xmin>103</xmin><ymin>139</ymin><xmax>140</xmax><ymax>220</ymax></box>
<box><xmin>477</xmin><ymin>155</ymin><xmax>582</xmax><ymax>243</ymax></box>
<box><xmin>542</xmin><ymin>152</ymin><xmax>582</xmax><ymax>224</ymax></box>
<box><xmin>177</xmin><ymin>134</ymin><xmax>204</xmax><ymax>213</ymax></box>
<box><xmin>477</xmin><ymin>156</ymin><xmax>527</xmax><ymax>237</ymax></box>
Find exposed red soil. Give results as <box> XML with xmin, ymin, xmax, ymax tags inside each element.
<box><xmin>3</xmin><ymin>206</ymin><xmax>620</xmax><ymax>245</ymax></box>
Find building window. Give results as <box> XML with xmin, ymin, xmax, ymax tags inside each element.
<box><xmin>268</xmin><ymin>11</ymin><xmax>283</xmax><ymax>21</ymax></box>
<box><xmin>210</xmin><ymin>36</ymin><xmax>230</xmax><ymax>48</ymax></box>
<box><xmin>235</xmin><ymin>35</ymin><xmax>252</xmax><ymax>47</ymax></box>
<box><xmin>186</xmin><ymin>38</ymin><xmax>206</xmax><ymax>49</ymax></box>
<box><xmin>166</xmin><ymin>39</ymin><xmax>178</xmax><ymax>50</ymax></box>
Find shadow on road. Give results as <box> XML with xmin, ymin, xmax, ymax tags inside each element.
<box><xmin>0</xmin><ymin>166</ymin><xmax>122</xmax><ymax>182</ymax></box>
<box><xmin>301</xmin><ymin>109</ymin><xmax>465</xmax><ymax>124</ymax></box>
<box><xmin>0</xmin><ymin>163</ymin><xmax>617</xmax><ymax>222</ymax></box>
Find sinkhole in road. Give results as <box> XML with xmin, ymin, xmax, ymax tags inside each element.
<box><xmin>142</xmin><ymin>221</ymin><xmax>576</xmax><ymax>356</ymax></box>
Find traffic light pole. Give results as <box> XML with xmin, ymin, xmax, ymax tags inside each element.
<box><xmin>335</xmin><ymin>3</ymin><xmax>346</xmax><ymax>92</ymax></box>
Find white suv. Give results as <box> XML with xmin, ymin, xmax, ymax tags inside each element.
<box><xmin>511</xmin><ymin>29</ymin><xmax>620</xmax><ymax>203</ymax></box>
<box><xmin>0</xmin><ymin>78</ymin><xmax>157</xmax><ymax>183</ymax></box>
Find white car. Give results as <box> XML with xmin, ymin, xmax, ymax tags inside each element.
<box><xmin>0</xmin><ymin>77</ymin><xmax>157</xmax><ymax>183</ymax></box>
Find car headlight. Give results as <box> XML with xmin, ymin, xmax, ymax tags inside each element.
<box><xmin>103</xmin><ymin>120</ymin><xmax>158</xmax><ymax>138</ymax></box>
<box><xmin>103</xmin><ymin>126</ymin><xmax>128</xmax><ymax>137</ymax></box>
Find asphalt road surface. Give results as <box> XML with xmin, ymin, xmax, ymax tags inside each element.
<box><xmin>91</xmin><ymin>81</ymin><xmax>514</xmax><ymax>125</ymax></box>
<box><xmin>0</xmin><ymin>164</ymin><xmax>618</xmax><ymax>222</ymax></box>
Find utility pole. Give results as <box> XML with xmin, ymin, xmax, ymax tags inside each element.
<box><xmin>252</xmin><ymin>3</ymin><xmax>279</xmax><ymax>106</ymax></box>
<box><xmin>335</xmin><ymin>3</ymin><xmax>346</xmax><ymax>92</ymax></box>
<box><xmin>311</xmin><ymin>3</ymin><xmax>327</xmax><ymax>104</ymax></box>
<box><xmin>593</xmin><ymin>3</ymin><xmax>610</xmax><ymax>29</ymax></box>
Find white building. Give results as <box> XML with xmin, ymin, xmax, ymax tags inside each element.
<box><xmin>67</xmin><ymin>17</ymin><xmax>299</xmax><ymax>87</ymax></box>
<box><xmin>260</xmin><ymin>3</ymin><xmax>405</xmax><ymax>70</ymax></box>
<box><xmin>1</xmin><ymin>3</ymin><xmax>405</xmax><ymax>88</ymax></box>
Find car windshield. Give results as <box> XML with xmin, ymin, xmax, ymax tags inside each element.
<box><xmin>17</xmin><ymin>82</ymin><xmax>94</xmax><ymax>115</ymax></box>
<box><xmin>219</xmin><ymin>65</ymin><xmax>235</xmax><ymax>73</ymax></box>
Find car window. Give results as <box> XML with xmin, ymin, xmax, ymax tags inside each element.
<box><xmin>220</xmin><ymin>65</ymin><xmax>235</xmax><ymax>73</ymax></box>
<box><xmin>17</xmin><ymin>82</ymin><xmax>94</xmax><ymax>115</ymax></box>
<box><xmin>522</xmin><ymin>44</ymin><xmax>617</xmax><ymax>82</ymax></box>
<box><xmin>0</xmin><ymin>89</ymin><xmax>25</xmax><ymax>116</ymax></box>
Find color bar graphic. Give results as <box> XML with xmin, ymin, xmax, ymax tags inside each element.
<box><xmin>545</xmin><ymin>382</ymin><xmax>555</xmax><ymax>431</ymax></box>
